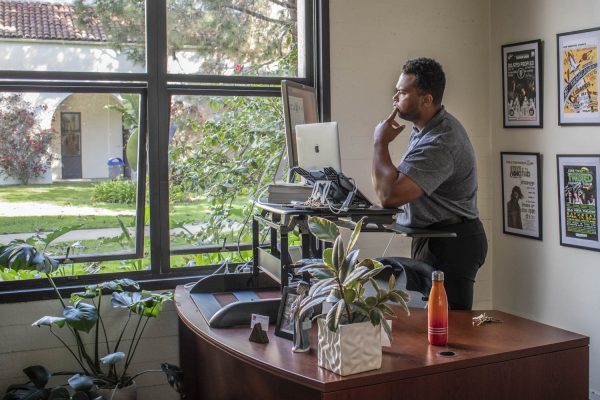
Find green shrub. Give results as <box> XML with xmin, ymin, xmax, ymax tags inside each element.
<box><xmin>92</xmin><ymin>178</ymin><xmax>136</xmax><ymax>204</ymax></box>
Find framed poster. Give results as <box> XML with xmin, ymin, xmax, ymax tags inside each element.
<box><xmin>557</xmin><ymin>27</ymin><xmax>600</xmax><ymax>125</ymax></box>
<box><xmin>557</xmin><ymin>155</ymin><xmax>600</xmax><ymax>251</ymax></box>
<box><xmin>501</xmin><ymin>152</ymin><xmax>542</xmax><ymax>240</ymax></box>
<box><xmin>502</xmin><ymin>40</ymin><xmax>543</xmax><ymax>128</ymax></box>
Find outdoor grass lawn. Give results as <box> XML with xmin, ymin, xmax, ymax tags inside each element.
<box><xmin>0</xmin><ymin>182</ymin><xmax>249</xmax><ymax>234</ymax></box>
<box><xmin>0</xmin><ymin>181</ymin><xmax>263</xmax><ymax>279</ymax></box>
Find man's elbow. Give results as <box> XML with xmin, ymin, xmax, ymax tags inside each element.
<box><xmin>375</xmin><ymin>190</ymin><xmax>402</xmax><ymax>209</ymax></box>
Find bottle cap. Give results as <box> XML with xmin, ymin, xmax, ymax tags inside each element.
<box><xmin>432</xmin><ymin>270</ymin><xmax>444</xmax><ymax>281</ymax></box>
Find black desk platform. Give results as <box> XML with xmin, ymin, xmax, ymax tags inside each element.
<box><xmin>252</xmin><ymin>202</ymin><xmax>455</xmax><ymax>288</ymax></box>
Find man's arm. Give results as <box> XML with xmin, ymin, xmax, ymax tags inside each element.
<box><xmin>371</xmin><ymin>110</ymin><xmax>423</xmax><ymax>208</ymax></box>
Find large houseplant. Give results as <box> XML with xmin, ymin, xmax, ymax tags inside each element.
<box><xmin>298</xmin><ymin>216</ymin><xmax>410</xmax><ymax>376</ymax></box>
<box><xmin>0</xmin><ymin>241</ymin><xmax>182</xmax><ymax>400</ymax></box>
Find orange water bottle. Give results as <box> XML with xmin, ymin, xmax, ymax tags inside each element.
<box><xmin>428</xmin><ymin>270</ymin><xmax>448</xmax><ymax>346</ymax></box>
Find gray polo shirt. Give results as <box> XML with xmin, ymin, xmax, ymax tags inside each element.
<box><xmin>396</xmin><ymin>107</ymin><xmax>478</xmax><ymax>228</ymax></box>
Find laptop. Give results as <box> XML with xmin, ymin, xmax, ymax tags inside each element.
<box><xmin>294</xmin><ymin>122</ymin><xmax>375</xmax><ymax>209</ymax></box>
<box><xmin>295</xmin><ymin>122</ymin><xmax>342</xmax><ymax>173</ymax></box>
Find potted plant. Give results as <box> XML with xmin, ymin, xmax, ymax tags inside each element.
<box><xmin>0</xmin><ymin>241</ymin><xmax>183</xmax><ymax>400</ymax></box>
<box><xmin>297</xmin><ymin>217</ymin><xmax>410</xmax><ymax>376</ymax></box>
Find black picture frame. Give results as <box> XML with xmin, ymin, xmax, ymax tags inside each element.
<box><xmin>556</xmin><ymin>27</ymin><xmax>600</xmax><ymax>125</ymax></box>
<box><xmin>501</xmin><ymin>152</ymin><xmax>543</xmax><ymax>240</ymax></box>
<box><xmin>275</xmin><ymin>286</ymin><xmax>298</xmax><ymax>340</ymax></box>
<box><xmin>557</xmin><ymin>154</ymin><xmax>600</xmax><ymax>251</ymax></box>
<box><xmin>501</xmin><ymin>39</ymin><xmax>543</xmax><ymax>128</ymax></box>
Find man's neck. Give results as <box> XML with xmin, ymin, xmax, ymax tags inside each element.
<box><xmin>414</xmin><ymin>106</ymin><xmax>442</xmax><ymax>131</ymax></box>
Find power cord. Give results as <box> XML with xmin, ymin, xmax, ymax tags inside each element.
<box><xmin>382</xmin><ymin>233</ymin><xmax>395</xmax><ymax>258</ymax></box>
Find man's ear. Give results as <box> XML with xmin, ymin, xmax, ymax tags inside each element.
<box><xmin>423</xmin><ymin>93</ymin><xmax>434</xmax><ymax>107</ymax></box>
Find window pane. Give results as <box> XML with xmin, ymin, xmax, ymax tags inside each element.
<box><xmin>0</xmin><ymin>92</ymin><xmax>147</xmax><ymax>279</ymax></box>
<box><xmin>0</xmin><ymin>1</ymin><xmax>146</xmax><ymax>73</ymax></box>
<box><xmin>168</xmin><ymin>94</ymin><xmax>284</xmax><ymax>267</ymax></box>
<box><xmin>166</xmin><ymin>0</ymin><xmax>306</xmax><ymax>77</ymax></box>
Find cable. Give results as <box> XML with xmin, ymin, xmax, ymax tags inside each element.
<box><xmin>381</xmin><ymin>233</ymin><xmax>396</xmax><ymax>258</ymax></box>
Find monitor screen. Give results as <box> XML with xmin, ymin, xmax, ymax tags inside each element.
<box><xmin>281</xmin><ymin>80</ymin><xmax>319</xmax><ymax>173</ymax></box>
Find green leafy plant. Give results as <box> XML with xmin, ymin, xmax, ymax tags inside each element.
<box><xmin>298</xmin><ymin>217</ymin><xmax>410</xmax><ymax>342</ymax></box>
<box><xmin>92</xmin><ymin>178</ymin><xmax>136</xmax><ymax>205</ymax></box>
<box><xmin>0</xmin><ymin>241</ymin><xmax>183</xmax><ymax>398</ymax></box>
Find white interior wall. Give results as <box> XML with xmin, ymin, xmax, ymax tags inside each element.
<box><xmin>490</xmin><ymin>0</ymin><xmax>600</xmax><ymax>393</ymax></box>
<box><xmin>328</xmin><ymin>0</ymin><xmax>493</xmax><ymax>310</ymax></box>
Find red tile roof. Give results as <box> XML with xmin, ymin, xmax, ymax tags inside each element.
<box><xmin>0</xmin><ymin>1</ymin><xmax>108</xmax><ymax>42</ymax></box>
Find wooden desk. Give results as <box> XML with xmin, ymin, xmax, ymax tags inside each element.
<box><xmin>175</xmin><ymin>286</ymin><xmax>589</xmax><ymax>399</ymax></box>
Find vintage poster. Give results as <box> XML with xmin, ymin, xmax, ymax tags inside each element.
<box><xmin>501</xmin><ymin>153</ymin><xmax>542</xmax><ymax>239</ymax></box>
<box><xmin>558</xmin><ymin>28</ymin><xmax>600</xmax><ymax>124</ymax></box>
<box><xmin>558</xmin><ymin>155</ymin><xmax>600</xmax><ymax>251</ymax></box>
<box><xmin>502</xmin><ymin>40</ymin><xmax>542</xmax><ymax>128</ymax></box>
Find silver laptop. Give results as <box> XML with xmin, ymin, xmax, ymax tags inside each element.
<box><xmin>295</xmin><ymin>122</ymin><xmax>342</xmax><ymax>173</ymax></box>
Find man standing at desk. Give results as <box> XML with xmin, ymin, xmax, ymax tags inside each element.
<box><xmin>371</xmin><ymin>57</ymin><xmax>487</xmax><ymax>310</ymax></box>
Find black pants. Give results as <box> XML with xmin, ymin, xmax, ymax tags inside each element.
<box><xmin>411</xmin><ymin>218</ymin><xmax>487</xmax><ymax>310</ymax></box>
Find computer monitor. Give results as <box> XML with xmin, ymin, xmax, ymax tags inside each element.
<box><xmin>281</xmin><ymin>80</ymin><xmax>319</xmax><ymax>174</ymax></box>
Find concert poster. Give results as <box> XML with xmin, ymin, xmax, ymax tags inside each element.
<box><xmin>502</xmin><ymin>40</ymin><xmax>542</xmax><ymax>128</ymax></box>
<box><xmin>501</xmin><ymin>152</ymin><xmax>542</xmax><ymax>240</ymax></box>
<box><xmin>557</xmin><ymin>155</ymin><xmax>600</xmax><ymax>251</ymax></box>
<box><xmin>557</xmin><ymin>28</ymin><xmax>600</xmax><ymax>125</ymax></box>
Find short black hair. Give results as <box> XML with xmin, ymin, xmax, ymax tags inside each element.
<box><xmin>402</xmin><ymin>58</ymin><xmax>446</xmax><ymax>105</ymax></box>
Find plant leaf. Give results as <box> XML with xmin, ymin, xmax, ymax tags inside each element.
<box><xmin>343</xmin><ymin>288</ymin><xmax>356</xmax><ymax>304</ymax></box>
<box><xmin>369</xmin><ymin>308</ymin><xmax>382</xmax><ymax>326</ymax></box>
<box><xmin>100</xmin><ymin>352</ymin><xmax>125</xmax><ymax>365</ymax></box>
<box><xmin>341</xmin><ymin>261</ymin><xmax>367</xmax><ymax>287</ymax></box>
<box><xmin>325</xmin><ymin>302</ymin><xmax>340</xmax><ymax>332</ymax></box>
<box><xmin>32</xmin><ymin>316</ymin><xmax>66</xmax><ymax>328</ymax></box>
<box><xmin>307</xmin><ymin>277</ymin><xmax>335</xmax><ymax>297</ymax></box>
<box><xmin>346</xmin><ymin>217</ymin><xmax>365</xmax><ymax>253</ymax></box>
<box><xmin>381</xmin><ymin>318</ymin><xmax>393</xmax><ymax>343</ymax></box>
<box><xmin>339</xmin><ymin>249</ymin><xmax>359</xmax><ymax>283</ymax></box>
<box><xmin>365</xmin><ymin>296</ymin><xmax>377</xmax><ymax>308</ymax></box>
<box><xmin>63</xmin><ymin>302</ymin><xmax>98</xmax><ymax>333</ymax></box>
<box><xmin>299</xmin><ymin>294</ymin><xmax>327</xmax><ymax>316</ymax></box>
<box><xmin>68</xmin><ymin>374</ymin><xmax>94</xmax><ymax>392</ymax></box>
<box><xmin>41</xmin><ymin>225</ymin><xmax>83</xmax><ymax>247</ymax></box>
<box><xmin>23</xmin><ymin>365</ymin><xmax>50</xmax><ymax>389</ymax></box>
<box><xmin>334</xmin><ymin>298</ymin><xmax>346</xmax><ymax>327</ymax></box>
<box><xmin>111</xmin><ymin>291</ymin><xmax>142</xmax><ymax>308</ymax></box>
<box><xmin>0</xmin><ymin>241</ymin><xmax>58</xmax><ymax>273</ymax></box>
<box><xmin>332</xmin><ymin>236</ymin><xmax>344</xmax><ymax>271</ymax></box>
<box><xmin>389</xmin><ymin>274</ymin><xmax>396</xmax><ymax>291</ymax></box>
<box><xmin>306</xmin><ymin>268</ymin><xmax>335</xmax><ymax>280</ymax></box>
<box><xmin>358</xmin><ymin>266</ymin><xmax>388</xmax><ymax>284</ymax></box>
<box><xmin>377</xmin><ymin>303</ymin><xmax>396</xmax><ymax>317</ymax></box>
<box><xmin>161</xmin><ymin>363</ymin><xmax>184</xmax><ymax>394</ymax></box>
<box><xmin>323</xmin><ymin>247</ymin><xmax>333</xmax><ymax>267</ymax></box>
<box><xmin>308</xmin><ymin>216</ymin><xmax>339</xmax><ymax>242</ymax></box>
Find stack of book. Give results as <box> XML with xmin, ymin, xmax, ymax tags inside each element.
<box><xmin>267</xmin><ymin>183</ymin><xmax>313</xmax><ymax>204</ymax></box>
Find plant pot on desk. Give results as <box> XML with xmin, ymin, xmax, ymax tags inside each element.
<box><xmin>317</xmin><ymin>318</ymin><xmax>382</xmax><ymax>376</ymax></box>
<box><xmin>98</xmin><ymin>381</ymin><xmax>137</xmax><ymax>400</ymax></box>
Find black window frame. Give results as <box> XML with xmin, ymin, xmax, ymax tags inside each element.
<box><xmin>0</xmin><ymin>0</ymin><xmax>330</xmax><ymax>303</ymax></box>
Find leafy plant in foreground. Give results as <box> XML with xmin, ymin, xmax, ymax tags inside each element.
<box><xmin>299</xmin><ymin>217</ymin><xmax>410</xmax><ymax>342</ymax></box>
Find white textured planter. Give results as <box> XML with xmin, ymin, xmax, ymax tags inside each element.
<box><xmin>317</xmin><ymin>318</ymin><xmax>382</xmax><ymax>376</ymax></box>
<box><xmin>98</xmin><ymin>381</ymin><xmax>137</xmax><ymax>400</ymax></box>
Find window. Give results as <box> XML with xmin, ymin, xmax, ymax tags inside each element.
<box><xmin>0</xmin><ymin>0</ymin><xmax>328</xmax><ymax>300</ymax></box>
